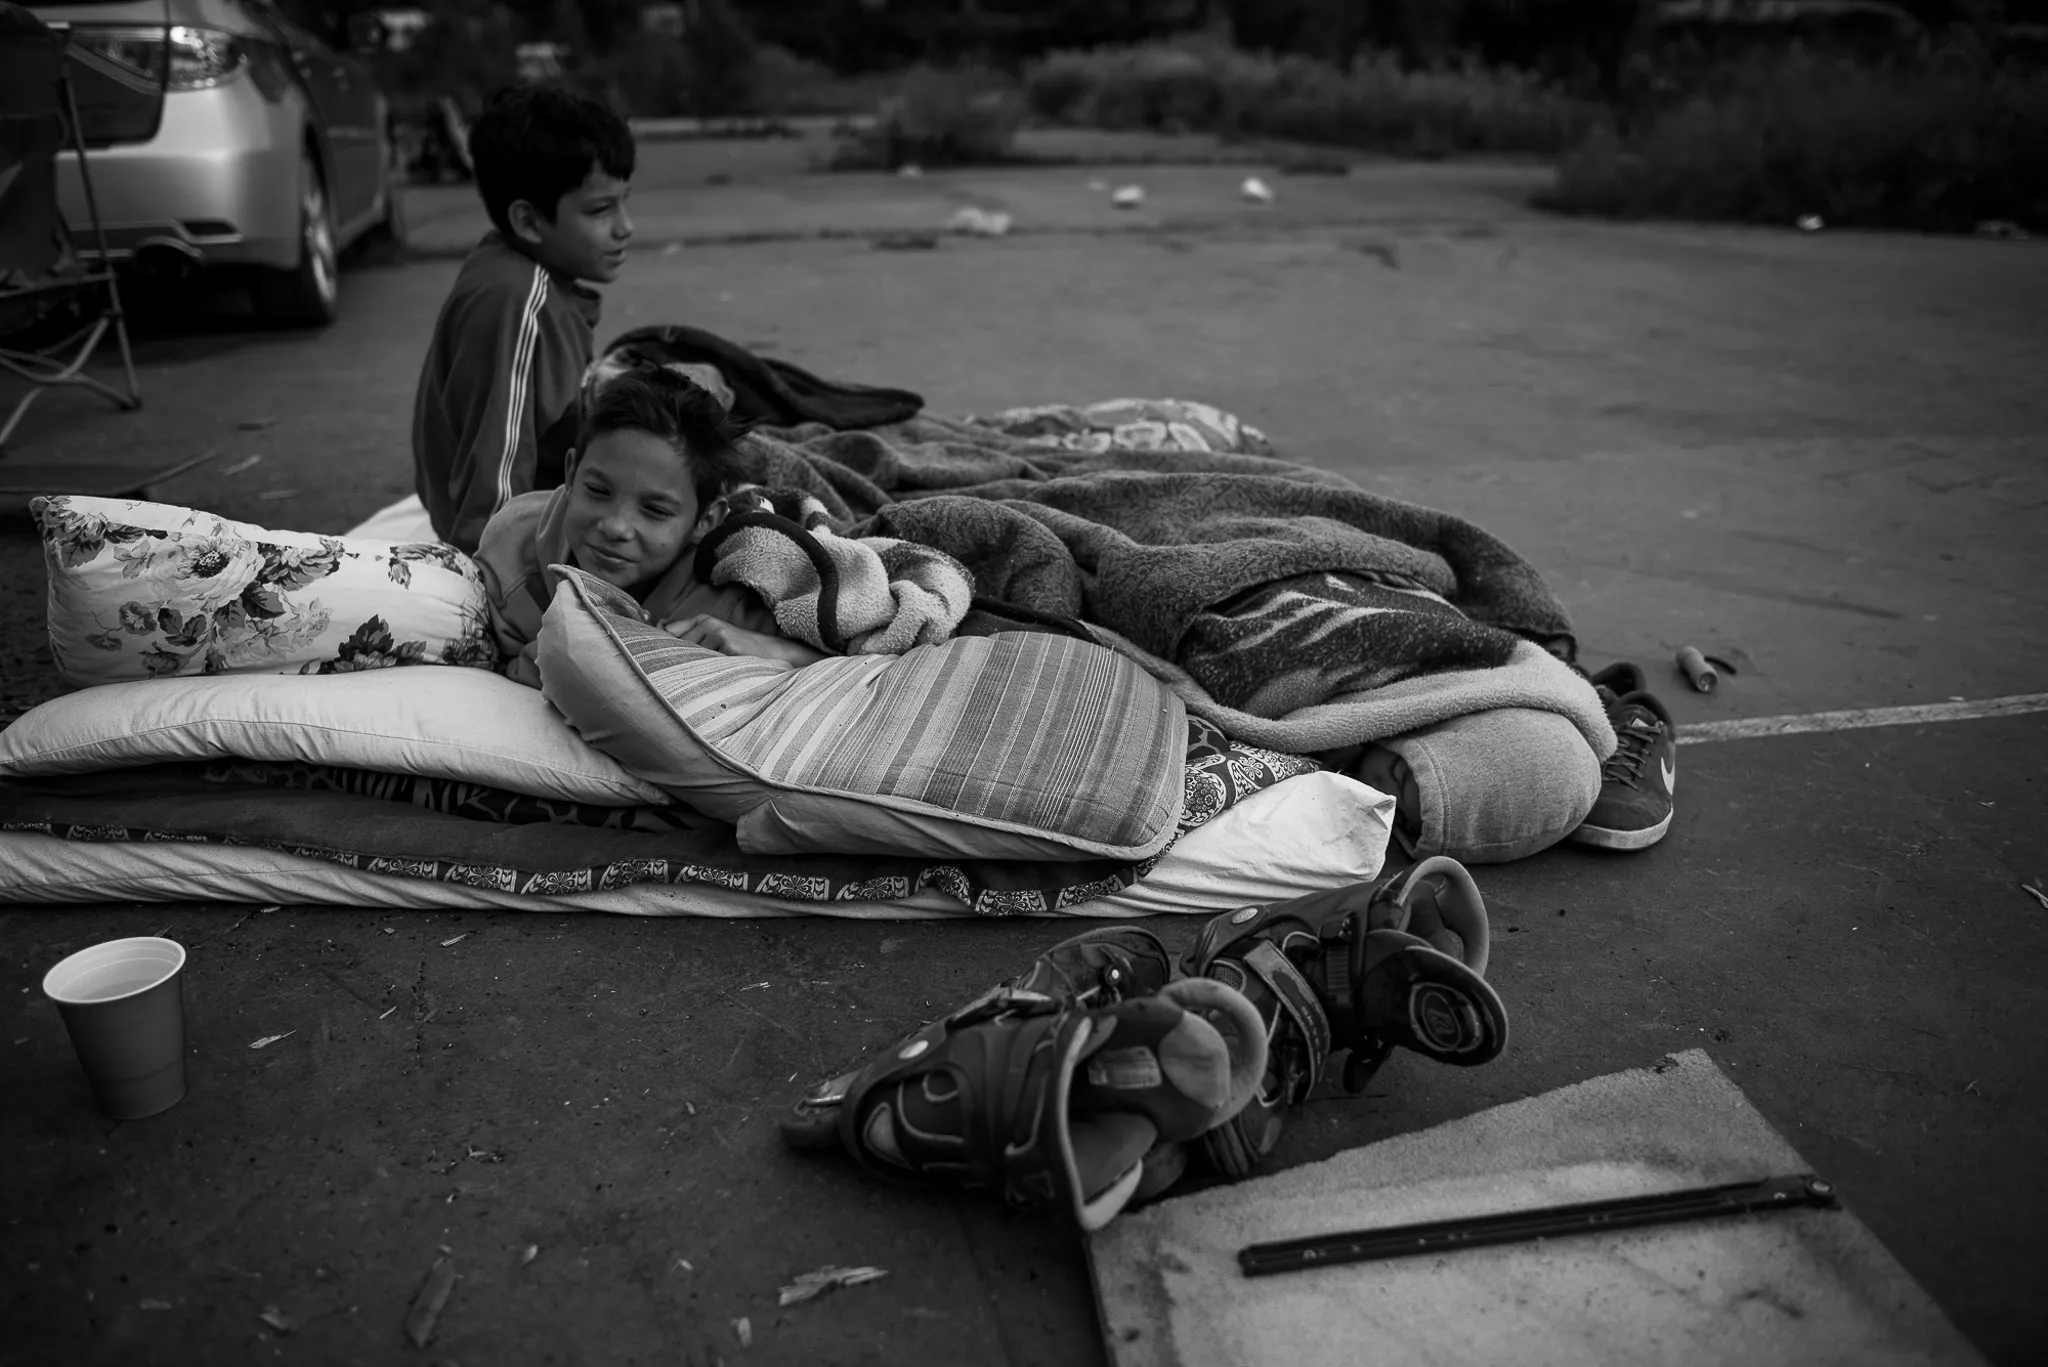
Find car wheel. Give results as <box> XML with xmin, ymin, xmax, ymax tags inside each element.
<box><xmin>251</xmin><ymin>150</ymin><xmax>340</xmax><ymax>328</ymax></box>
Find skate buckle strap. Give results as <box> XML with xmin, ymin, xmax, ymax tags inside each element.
<box><xmin>1315</xmin><ymin>913</ymin><xmax>1396</xmax><ymax>1092</ymax></box>
<box><xmin>1236</xmin><ymin>940</ymin><xmax>1331</xmax><ymax>1090</ymax></box>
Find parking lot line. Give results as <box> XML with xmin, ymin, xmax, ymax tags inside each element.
<box><xmin>1680</xmin><ymin>693</ymin><xmax>2048</xmax><ymax>745</ymax></box>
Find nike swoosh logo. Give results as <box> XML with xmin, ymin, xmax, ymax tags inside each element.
<box><xmin>1661</xmin><ymin>757</ymin><xmax>1677</xmax><ymax>794</ymax></box>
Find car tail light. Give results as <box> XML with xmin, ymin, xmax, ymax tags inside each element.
<box><xmin>67</xmin><ymin>25</ymin><xmax>248</xmax><ymax>92</ymax></box>
<box><xmin>166</xmin><ymin>26</ymin><xmax>245</xmax><ymax>89</ymax></box>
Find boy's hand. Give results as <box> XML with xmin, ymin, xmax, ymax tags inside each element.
<box><xmin>664</xmin><ymin>614</ymin><xmax>827</xmax><ymax>669</ymax></box>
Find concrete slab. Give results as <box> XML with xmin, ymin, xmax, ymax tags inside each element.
<box><xmin>1</xmin><ymin>150</ymin><xmax>2044</xmax><ymax>1364</ymax></box>
<box><xmin>1090</xmin><ymin>1051</ymin><xmax>1985</xmax><ymax>1366</ymax></box>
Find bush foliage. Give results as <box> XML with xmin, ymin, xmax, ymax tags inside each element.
<box><xmin>829</xmin><ymin>66</ymin><xmax>1028</xmax><ymax>169</ymax></box>
<box><xmin>1544</xmin><ymin>47</ymin><xmax>2048</xmax><ymax>230</ymax></box>
<box><xmin>1024</xmin><ymin>39</ymin><xmax>1604</xmax><ymax>155</ymax></box>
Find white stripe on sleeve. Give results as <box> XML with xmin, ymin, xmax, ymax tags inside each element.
<box><xmin>495</xmin><ymin>266</ymin><xmax>549</xmax><ymax>513</ymax></box>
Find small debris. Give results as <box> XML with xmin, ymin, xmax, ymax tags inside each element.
<box><xmin>404</xmin><ymin>1256</ymin><xmax>458</xmax><ymax>1349</ymax></box>
<box><xmin>379</xmin><ymin>1006</ymin><xmax>397</xmax><ymax>1020</ymax></box>
<box><xmin>685</xmin><ymin>1102</ymin><xmax>696</xmax><ymax>1116</ymax></box>
<box><xmin>382</xmin><ymin>927</ymin><xmax>396</xmax><ymax>935</ymax></box>
<box><xmin>1965</xmin><ymin>1079</ymin><xmax>1980</xmax><ymax>1094</ymax></box>
<box><xmin>256</xmin><ymin>1305</ymin><xmax>298</xmax><ymax>1334</ymax></box>
<box><xmin>1976</xmin><ymin>219</ymin><xmax>2029</xmax><ymax>239</ymax></box>
<box><xmin>1796</xmin><ymin>214</ymin><xmax>1824</xmax><ymax>231</ymax></box>
<box><xmin>1085</xmin><ymin>178</ymin><xmax>1108</xmax><ymax>191</ymax></box>
<box><xmin>1240</xmin><ymin>176</ymin><xmax>1274</xmax><ymax>205</ymax></box>
<box><xmin>257</xmin><ymin>904</ymin><xmax>279</xmax><ymax>914</ymax></box>
<box><xmin>140</xmin><ymin>1298</ymin><xmax>172</xmax><ymax>1310</ymax></box>
<box><xmin>734</xmin><ymin>1315</ymin><xmax>753</xmax><ymax>1347</ymax></box>
<box><xmin>219</xmin><ymin>454</ymin><xmax>264</xmax><ymax>476</ymax></box>
<box><xmin>671</xmin><ymin>1256</ymin><xmax>694</xmax><ymax>1273</ymax></box>
<box><xmin>440</xmin><ymin>934</ymin><xmax>468</xmax><ymax>947</ymax></box>
<box><xmin>778</xmin><ymin>1265</ymin><xmax>889</xmax><ymax>1306</ymax></box>
<box><xmin>1347</xmin><ymin>239</ymin><xmax>1400</xmax><ymax>270</ymax></box>
<box><xmin>740</xmin><ymin>981</ymin><xmax>771</xmax><ymax>991</ymax></box>
<box><xmin>872</xmin><ymin>232</ymin><xmax>939</xmax><ymax>251</ymax></box>
<box><xmin>256</xmin><ymin>488</ymin><xmax>300</xmax><ymax>501</ymax></box>
<box><xmin>661</xmin><ymin>242</ymin><xmax>681</xmax><ymax>256</ymax></box>
<box><xmin>248</xmin><ymin>1031</ymin><xmax>295</xmax><ymax>1050</ymax></box>
<box><xmin>521</xmin><ymin>1245</ymin><xmax>539</xmax><ymax>1266</ymax></box>
<box><xmin>1110</xmin><ymin>184</ymin><xmax>1145</xmax><ymax>209</ymax></box>
<box><xmin>236</xmin><ymin>416</ymin><xmax>278</xmax><ymax>432</ymax></box>
<box><xmin>897</xmin><ymin>163</ymin><xmax>923</xmax><ymax>177</ymax></box>
<box><xmin>465</xmin><ymin>1145</ymin><xmax>504</xmax><ymax>1163</ymax></box>
<box><xmin>2019</xmin><ymin>884</ymin><xmax>2048</xmax><ymax>911</ymax></box>
<box><xmin>1676</xmin><ymin>645</ymin><xmax>1718</xmax><ymax>694</ymax></box>
<box><xmin>945</xmin><ymin>206</ymin><xmax>1012</xmax><ymax>237</ymax></box>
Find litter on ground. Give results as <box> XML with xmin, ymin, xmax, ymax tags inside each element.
<box><xmin>248</xmin><ymin>1032</ymin><xmax>294</xmax><ymax>1050</ymax></box>
<box><xmin>404</xmin><ymin>1256</ymin><xmax>457</xmax><ymax>1349</ymax></box>
<box><xmin>779</xmin><ymin>1265</ymin><xmax>889</xmax><ymax>1306</ymax></box>
<box><xmin>945</xmin><ymin>206</ymin><xmax>1012</xmax><ymax>237</ymax></box>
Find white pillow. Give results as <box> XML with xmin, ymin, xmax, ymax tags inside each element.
<box><xmin>0</xmin><ymin>667</ymin><xmax>666</xmax><ymax>806</ymax></box>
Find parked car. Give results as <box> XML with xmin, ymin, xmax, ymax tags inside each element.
<box><xmin>29</xmin><ymin>0</ymin><xmax>405</xmax><ymax>326</ymax></box>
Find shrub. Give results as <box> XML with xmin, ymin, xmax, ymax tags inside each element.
<box><xmin>829</xmin><ymin>65</ymin><xmax>1026</xmax><ymax>169</ymax></box>
<box><xmin>1022</xmin><ymin>39</ymin><xmax>1603</xmax><ymax>155</ymax></box>
<box><xmin>598</xmin><ymin>39</ymin><xmax>696</xmax><ymax>117</ymax></box>
<box><xmin>1543</xmin><ymin>46</ymin><xmax>2048</xmax><ymax>229</ymax></box>
<box><xmin>746</xmin><ymin>44</ymin><xmax>900</xmax><ymax>116</ymax></box>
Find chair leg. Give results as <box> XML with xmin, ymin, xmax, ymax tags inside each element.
<box><xmin>0</xmin><ymin>383</ymin><xmax>45</xmax><ymax>452</ymax></box>
<box><xmin>0</xmin><ymin>315</ymin><xmax>142</xmax><ymax>454</ymax></box>
<box><xmin>101</xmin><ymin>273</ymin><xmax>141</xmax><ymax>410</ymax></box>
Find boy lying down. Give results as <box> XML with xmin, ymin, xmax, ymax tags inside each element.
<box><xmin>475</xmin><ymin>366</ymin><xmax>827</xmax><ymax>686</ymax></box>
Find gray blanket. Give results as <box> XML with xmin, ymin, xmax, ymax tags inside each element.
<box><xmin>736</xmin><ymin>405</ymin><xmax>1612</xmax><ymax>757</ymax></box>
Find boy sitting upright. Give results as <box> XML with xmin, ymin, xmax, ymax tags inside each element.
<box><xmin>412</xmin><ymin>85</ymin><xmax>636</xmax><ymax>554</ymax></box>
<box><xmin>476</xmin><ymin>367</ymin><xmax>827</xmax><ymax>687</ymax></box>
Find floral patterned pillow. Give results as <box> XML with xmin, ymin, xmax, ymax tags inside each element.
<box><xmin>32</xmin><ymin>495</ymin><xmax>499</xmax><ymax>687</ymax></box>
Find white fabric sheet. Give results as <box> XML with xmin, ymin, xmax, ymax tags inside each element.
<box><xmin>0</xmin><ymin>771</ymin><xmax>1393</xmax><ymax>919</ymax></box>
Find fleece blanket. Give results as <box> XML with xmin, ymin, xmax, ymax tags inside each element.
<box><xmin>583</xmin><ymin>360</ymin><xmax>1612</xmax><ymax>756</ymax></box>
<box><xmin>775</xmin><ymin>413</ymin><xmax>1610</xmax><ymax>756</ymax></box>
<box><xmin>603</xmin><ymin>324</ymin><xmax>924</xmax><ymax>430</ymax></box>
<box><xmin>693</xmin><ymin>487</ymin><xmax>975</xmax><ymax>654</ymax></box>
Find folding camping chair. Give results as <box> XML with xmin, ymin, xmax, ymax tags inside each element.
<box><xmin>0</xmin><ymin>3</ymin><xmax>141</xmax><ymax>456</ymax></box>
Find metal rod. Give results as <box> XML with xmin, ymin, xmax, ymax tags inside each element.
<box><xmin>1239</xmin><ymin>1173</ymin><xmax>1839</xmax><ymax>1278</ymax></box>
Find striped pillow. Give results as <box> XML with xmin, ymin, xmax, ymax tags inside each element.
<box><xmin>537</xmin><ymin>568</ymin><xmax>1186</xmax><ymax>862</ymax></box>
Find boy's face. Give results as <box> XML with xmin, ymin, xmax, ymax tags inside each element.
<box><xmin>511</xmin><ymin>165</ymin><xmax>634</xmax><ymax>284</ymax></box>
<box><xmin>562</xmin><ymin>428</ymin><xmax>699</xmax><ymax>593</ymax></box>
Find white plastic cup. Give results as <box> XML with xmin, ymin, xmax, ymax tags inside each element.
<box><xmin>42</xmin><ymin>937</ymin><xmax>188</xmax><ymax>1120</ymax></box>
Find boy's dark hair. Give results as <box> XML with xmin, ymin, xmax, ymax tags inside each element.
<box><xmin>470</xmin><ymin>85</ymin><xmax>635</xmax><ymax>241</ymax></box>
<box><xmin>582</xmin><ymin>367</ymin><xmax>753</xmax><ymax>507</ymax></box>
